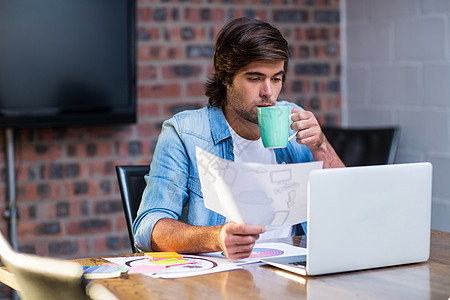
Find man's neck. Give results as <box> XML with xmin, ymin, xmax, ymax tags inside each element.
<box><xmin>222</xmin><ymin>107</ymin><xmax>260</xmax><ymax>140</ymax></box>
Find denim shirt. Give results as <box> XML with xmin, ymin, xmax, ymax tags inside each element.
<box><xmin>133</xmin><ymin>101</ymin><xmax>314</xmax><ymax>251</ymax></box>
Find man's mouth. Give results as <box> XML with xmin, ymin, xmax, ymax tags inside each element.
<box><xmin>256</xmin><ymin>103</ymin><xmax>274</xmax><ymax>108</ymax></box>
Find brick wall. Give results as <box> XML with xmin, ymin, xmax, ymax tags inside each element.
<box><xmin>0</xmin><ymin>0</ymin><xmax>341</xmax><ymax>265</ymax></box>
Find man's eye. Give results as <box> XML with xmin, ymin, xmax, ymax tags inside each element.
<box><xmin>273</xmin><ymin>77</ymin><xmax>282</xmax><ymax>82</ymax></box>
<box><xmin>249</xmin><ymin>77</ymin><xmax>260</xmax><ymax>82</ymax></box>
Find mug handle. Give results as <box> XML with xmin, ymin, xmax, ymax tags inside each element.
<box><xmin>288</xmin><ymin>113</ymin><xmax>298</xmax><ymax>141</ymax></box>
<box><xmin>288</xmin><ymin>132</ymin><xmax>297</xmax><ymax>141</ymax></box>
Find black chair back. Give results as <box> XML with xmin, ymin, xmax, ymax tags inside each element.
<box><xmin>322</xmin><ymin>126</ymin><xmax>400</xmax><ymax>167</ymax></box>
<box><xmin>115</xmin><ymin>165</ymin><xmax>149</xmax><ymax>253</ymax></box>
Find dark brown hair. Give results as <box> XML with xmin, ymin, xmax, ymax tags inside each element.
<box><xmin>205</xmin><ymin>18</ymin><xmax>290</xmax><ymax>108</ymax></box>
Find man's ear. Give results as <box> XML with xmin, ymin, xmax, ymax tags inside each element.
<box><xmin>222</xmin><ymin>77</ymin><xmax>233</xmax><ymax>88</ymax></box>
<box><xmin>222</xmin><ymin>79</ymin><xmax>229</xmax><ymax>87</ymax></box>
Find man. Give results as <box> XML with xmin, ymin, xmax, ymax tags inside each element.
<box><xmin>133</xmin><ymin>18</ymin><xmax>344</xmax><ymax>259</ymax></box>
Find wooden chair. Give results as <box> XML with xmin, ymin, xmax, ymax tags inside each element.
<box><xmin>322</xmin><ymin>126</ymin><xmax>400</xmax><ymax>167</ymax></box>
<box><xmin>0</xmin><ymin>231</ymin><xmax>117</xmax><ymax>300</ymax></box>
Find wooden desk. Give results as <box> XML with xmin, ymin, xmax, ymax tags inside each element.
<box><xmin>1</xmin><ymin>230</ymin><xmax>449</xmax><ymax>299</ymax></box>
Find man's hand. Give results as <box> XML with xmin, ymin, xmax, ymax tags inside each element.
<box><xmin>290</xmin><ymin>108</ymin><xmax>325</xmax><ymax>150</ymax></box>
<box><xmin>219</xmin><ymin>222</ymin><xmax>265</xmax><ymax>259</ymax></box>
<box><xmin>290</xmin><ymin>108</ymin><xmax>345</xmax><ymax>168</ymax></box>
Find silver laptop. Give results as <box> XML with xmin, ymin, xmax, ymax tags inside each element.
<box><xmin>262</xmin><ymin>162</ymin><xmax>432</xmax><ymax>276</ymax></box>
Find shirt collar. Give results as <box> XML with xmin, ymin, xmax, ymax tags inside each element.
<box><xmin>208</xmin><ymin>104</ymin><xmax>231</xmax><ymax>145</ymax></box>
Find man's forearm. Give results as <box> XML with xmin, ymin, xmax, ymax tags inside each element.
<box><xmin>151</xmin><ymin>218</ymin><xmax>223</xmax><ymax>253</ymax></box>
<box><xmin>312</xmin><ymin>139</ymin><xmax>345</xmax><ymax>168</ymax></box>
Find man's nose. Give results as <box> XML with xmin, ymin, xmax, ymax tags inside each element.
<box><xmin>260</xmin><ymin>80</ymin><xmax>273</xmax><ymax>98</ymax></box>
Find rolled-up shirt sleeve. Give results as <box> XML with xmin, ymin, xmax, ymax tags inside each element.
<box><xmin>132</xmin><ymin>117</ymin><xmax>190</xmax><ymax>252</ymax></box>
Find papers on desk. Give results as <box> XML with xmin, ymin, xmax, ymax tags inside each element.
<box><xmin>104</xmin><ymin>254</ymin><xmax>241</xmax><ymax>279</ymax></box>
<box><xmin>201</xmin><ymin>242</ymin><xmax>307</xmax><ymax>265</ymax></box>
<box><xmin>196</xmin><ymin>147</ymin><xmax>323</xmax><ymax>229</ymax></box>
<box><xmin>103</xmin><ymin>243</ymin><xmax>307</xmax><ymax>279</ymax></box>
<box><xmin>82</xmin><ymin>265</ymin><xmax>128</xmax><ymax>279</ymax></box>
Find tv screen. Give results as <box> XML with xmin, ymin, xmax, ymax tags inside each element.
<box><xmin>0</xmin><ymin>0</ymin><xmax>136</xmax><ymax>128</ymax></box>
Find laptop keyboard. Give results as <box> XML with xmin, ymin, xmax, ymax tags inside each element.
<box><xmin>290</xmin><ymin>261</ymin><xmax>306</xmax><ymax>267</ymax></box>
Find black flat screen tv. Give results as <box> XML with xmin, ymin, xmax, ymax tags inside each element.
<box><xmin>0</xmin><ymin>0</ymin><xmax>136</xmax><ymax>128</ymax></box>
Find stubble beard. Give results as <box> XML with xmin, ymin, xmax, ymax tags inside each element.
<box><xmin>235</xmin><ymin>109</ymin><xmax>258</xmax><ymax>125</ymax></box>
<box><xmin>227</xmin><ymin>89</ymin><xmax>271</xmax><ymax>126</ymax></box>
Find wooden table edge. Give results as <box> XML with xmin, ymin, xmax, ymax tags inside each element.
<box><xmin>0</xmin><ymin>230</ymin><xmax>448</xmax><ymax>294</ymax></box>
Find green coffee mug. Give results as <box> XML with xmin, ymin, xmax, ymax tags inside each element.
<box><xmin>257</xmin><ymin>106</ymin><xmax>297</xmax><ymax>148</ymax></box>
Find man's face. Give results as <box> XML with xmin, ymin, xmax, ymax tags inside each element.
<box><xmin>225</xmin><ymin>60</ymin><xmax>285</xmax><ymax>125</ymax></box>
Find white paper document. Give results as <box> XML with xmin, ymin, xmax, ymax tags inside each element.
<box><xmin>202</xmin><ymin>242</ymin><xmax>308</xmax><ymax>265</ymax></box>
<box><xmin>104</xmin><ymin>242</ymin><xmax>307</xmax><ymax>279</ymax></box>
<box><xmin>104</xmin><ymin>255</ymin><xmax>241</xmax><ymax>279</ymax></box>
<box><xmin>196</xmin><ymin>147</ymin><xmax>323</xmax><ymax>230</ymax></box>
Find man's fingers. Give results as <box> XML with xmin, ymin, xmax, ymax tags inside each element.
<box><xmin>222</xmin><ymin>233</ymin><xmax>260</xmax><ymax>247</ymax></box>
<box><xmin>289</xmin><ymin>108</ymin><xmax>325</xmax><ymax>149</ymax></box>
<box><xmin>290</xmin><ymin>109</ymin><xmax>312</xmax><ymax>122</ymax></box>
<box><xmin>223</xmin><ymin>222</ymin><xmax>265</xmax><ymax>235</ymax></box>
<box><xmin>223</xmin><ymin>243</ymin><xmax>256</xmax><ymax>260</ymax></box>
<box><xmin>219</xmin><ymin>223</ymin><xmax>265</xmax><ymax>259</ymax></box>
<box><xmin>226</xmin><ymin>250</ymin><xmax>254</xmax><ymax>260</ymax></box>
<box><xmin>295</xmin><ymin>127</ymin><xmax>319</xmax><ymax>140</ymax></box>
